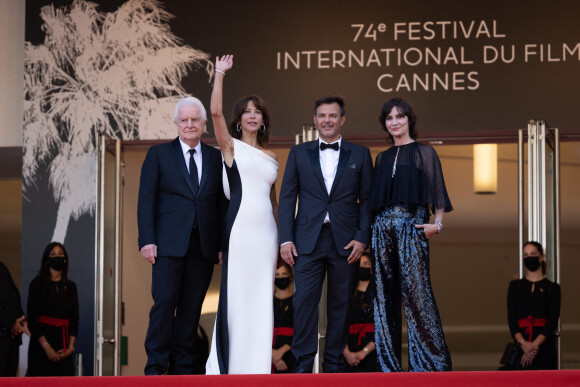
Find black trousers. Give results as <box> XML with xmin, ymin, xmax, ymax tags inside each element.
<box><xmin>291</xmin><ymin>224</ymin><xmax>358</xmax><ymax>372</ymax></box>
<box><xmin>0</xmin><ymin>335</ymin><xmax>19</xmax><ymax>376</ymax></box>
<box><xmin>144</xmin><ymin>228</ymin><xmax>214</xmax><ymax>375</ymax></box>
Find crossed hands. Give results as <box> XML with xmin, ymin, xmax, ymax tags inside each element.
<box><xmin>272</xmin><ymin>347</ymin><xmax>289</xmax><ymax>371</ymax></box>
<box><xmin>45</xmin><ymin>345</ymin><xmax>74</xmax><ymax>362</ymax></box>
<box><xmin>520</xmin><ymin>341</ymin><xmax>539</xmax><ymax>367</ymax></box>
<box><xmin>343</xmin><ymin>347</ymin><xmax>366</xmax><ymax>367</ymax></box>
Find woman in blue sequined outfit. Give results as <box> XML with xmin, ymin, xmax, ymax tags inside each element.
<box><xmin>368</xmin><ymin>98</ymin><xmax>453</xmax><ymax>372</ymax></box>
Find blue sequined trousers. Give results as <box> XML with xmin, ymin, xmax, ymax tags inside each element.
<box><xmin>371</xmin><ymin>205</ymin><xmax>451</xmax><ymax>372</ymax></box>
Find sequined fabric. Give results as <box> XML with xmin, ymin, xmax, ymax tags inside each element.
<box><xmin>372</xmin><ymin>205</ymin><xmax>451</xmax><ymax>372</ymax></box>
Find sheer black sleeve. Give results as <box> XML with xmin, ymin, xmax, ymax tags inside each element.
<box><xmin>417</xmin><ymin>144</ymin><xmax>453</xmax><ymax>212</ymax></box>
<box><xmin>368</xmin><ymin>142</ymin><xmax>453</xmax><ymax>214</ymax></box>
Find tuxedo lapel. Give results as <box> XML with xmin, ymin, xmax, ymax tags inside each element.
<box><xmin>329</xmin><ymin>143</ymin><xmax>351</xmax><ymax>197</ymax></box>
<box><xmin>172</xmin><ymin>137</ymin><xmax>196</xmax><ymax>196</ymax></box>
<box><xmin>307</xmin><ymin>142</ymin><xmax>326</xmax><ymax>194</ymax></box>
<box><xmin>198</xmin><ymin>142</ymin><xmax>211</xmax><ymax>194</ymax></box>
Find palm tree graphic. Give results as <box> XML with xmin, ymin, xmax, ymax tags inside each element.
<box><xmin>23</xmin><ymin>0</ymin><xmax>214</xmax><ymax>242</ymax></box>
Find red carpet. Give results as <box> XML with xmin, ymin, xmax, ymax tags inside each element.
<box><xmin>3</xmin><ymin>371</ymin><xmax>580</xmax><ymax>387</ymax></box>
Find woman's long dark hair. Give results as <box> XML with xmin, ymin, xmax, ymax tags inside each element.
<box><xmin>36</xmin><ymin>242</ymin><xmax>71</xmax><ymax>284</ymax></box>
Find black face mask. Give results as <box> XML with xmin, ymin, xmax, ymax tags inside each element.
<box><xmin>49</xmin><ymin>257</ymin><xmax>66</xmax><ymax>271</ymax></box>
<box><xmin>524</xmin><ymin>256</ymin><xmax>541</xmax><ymax>272</ymax></box>
<box><xmin>358</xmin><ymin>267</ymin><xmax>371</xmax><ymax>281</ymax></box>
<box><xmin>275</xmin><ymin>277</ymin><xmax>291</xmax><ymax>290</ymax></box>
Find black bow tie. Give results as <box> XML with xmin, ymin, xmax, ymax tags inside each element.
<box><xmin>320</xmin><ymin>142</ymin><xmax>339</xmax><ymax>151</ymax></box>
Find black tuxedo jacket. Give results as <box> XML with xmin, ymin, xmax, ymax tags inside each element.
<box><xmin>278</xmin><ymin>140</ymin><xmax>373</xmax><ymax>256</ymax></box>
<box><xmin>137</xmin><ymin>138</ymin><xmax>226</xmax><ymax>262</ymax></box>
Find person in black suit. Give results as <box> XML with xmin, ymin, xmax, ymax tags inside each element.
<box><xmin>138</xmin><ymin>96</ymin><xmax>226</xmax><ymax>375</ymax></box>
<box><xmin>0</xmin><ymin>261</ymin><xmax>30</xmax><ymax>376</ymax></box>
<box><xmin>278</xmin><ymin>96</ymin><xmax>373</xmax><ymax>373</ymax></box>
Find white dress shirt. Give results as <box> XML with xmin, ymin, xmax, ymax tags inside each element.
<box><xmin>319</xmin><ymin>136</ymin><xmax>342</xmax><ymax>223</ymax></box>
<box><xmin>179</xmin><ymin>138</ymin><xmax>202</xmax><ymax>184</ymax></box>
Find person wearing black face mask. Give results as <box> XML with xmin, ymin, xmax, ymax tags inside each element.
<box><xmin>272</xmin><ymin>262</ymin><xmax>296</xmax><ymax>373</ymax></box>
<box><xmin>27</xmin><ymin>242</ymin><xmax>79</xmax><ymax>376</ymax></box>
<box><xmin>342</xmin><ymin>254</ymin><xmax>376</xmax><ymax>372</ymax></box>
<box><xmin>506</xmin><ymin>241</ymin><xmax>561</xmax><ymax>370</ymax></box>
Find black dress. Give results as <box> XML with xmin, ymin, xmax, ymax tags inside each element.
<box><xmin>344</xmin><ymin>290</ymin><xmax>377</xmax><ymax>372</ymax></box>
<box><xmin>273</xmin><ymin>296</ymin><xmax>295</xmax><ymax>373</ymax></box>
<box><xmin>507</xmin><ymin>278</ymin><xmax>560</xmax><ymax>370</ymax></box>
<box><xmin>27</xmin><ymin>277</ymin><xmax>79</xmax><ymax>376</ymax></box>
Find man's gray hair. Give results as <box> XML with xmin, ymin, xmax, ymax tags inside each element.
<box><xmin>174</xmin><ymin>96</ymin><xmax>207</xmax><ymax>123</ymax></box>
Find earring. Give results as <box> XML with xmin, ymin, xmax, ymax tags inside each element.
<box><xmin>236</xmin><ymin>123</ymin><xmax>241</xmax><ymax>133</ymax></box>
<box><xmin>259</xmin><ymin>125</ymin><xmax>265</xmax><ymax>134</ymax></box>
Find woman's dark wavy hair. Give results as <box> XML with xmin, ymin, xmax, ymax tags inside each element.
<box><xmin>523</xmin><ymin>240</ymin><xmax>547</xmax><ymax>275</ymax></box>
<box><xmin>36</xmin><ymin>242</ymin><xmax>71</xmax><ymax>284</ymax></box>
<box><xmin>228</xmin><ymin>95</ymin><xmax>271</xmax><ymax>147</ymax></box>
<box><xmin>378</xmin><ymin>97</ymin><xmax>418</xmax><ymax>144</ymax></box>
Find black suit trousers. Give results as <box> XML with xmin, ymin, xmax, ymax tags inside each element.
<box><xmin>291</xmin><ymin>224</ymin><xmax>358</xmax><ymax>373</ymax></box>
<box><xmin>144</xmin><ymin>227</ymin><xmax>214</xmax><ymax>375</ymax></box>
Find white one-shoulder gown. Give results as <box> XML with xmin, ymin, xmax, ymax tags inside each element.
<box><xmin>206</xmin><ymin>138</ymin><xmax>278</xmax><ymax>374</ymax></box>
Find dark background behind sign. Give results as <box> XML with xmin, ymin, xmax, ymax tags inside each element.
<box><xmin>26</xmin><ymin>0</ymin><xmax>580</xmax><ymax>137</ymax></box>
<box><xmin>167</xmin><ymin>0</ymin><xmax>580</xmax><ymax>137</ymax></box>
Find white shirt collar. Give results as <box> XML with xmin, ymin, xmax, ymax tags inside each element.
<box><xmin>179</xmin><ymin>137</ymin><xmax>201</xmax><ymax>155</ymax></box>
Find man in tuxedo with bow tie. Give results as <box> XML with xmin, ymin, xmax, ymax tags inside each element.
<box><xmin>279</xmin><ymin>96</ymin><xmax>373</xmax><ymax>372</ymax></box>
<box><xmin>138</xmin><ymin>96</ymin><xmax>226</xmax><ymax>375</ymax></box>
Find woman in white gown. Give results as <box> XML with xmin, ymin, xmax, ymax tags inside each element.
<box><xmin>206</xmin><ymin>55</ymin><xmax>279</xmax><ymax>374</ymax></box>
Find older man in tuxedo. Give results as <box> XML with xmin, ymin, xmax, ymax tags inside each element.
<box><xmin>279</xmin><ymin>96</ymin><xmax>373</xmax><ymax>372</ymax></box>
<box><xmin>138</xmin><ymin>96</ymin><xmax>226</xmax><ymax>375</ymax></box>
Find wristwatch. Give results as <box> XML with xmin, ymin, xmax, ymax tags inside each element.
<box><xmin>435</xmin><ymin>220</ymin><xmax>443</xmax><ymax>233</ymax></box>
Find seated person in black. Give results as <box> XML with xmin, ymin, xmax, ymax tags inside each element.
<box><xmin>507</xmin><ymin>241</ymin><xmax>560</xmax><ymax>370</ymax></box>
<box><xmin>343</xmin><ymin>253</ymin><xmax>376</xmax><ymax>372</ymax></box>
<box><xmin>272</xmin><ymin>262</ymin><xmax>296</xmax><ymax>373</ymax></box>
